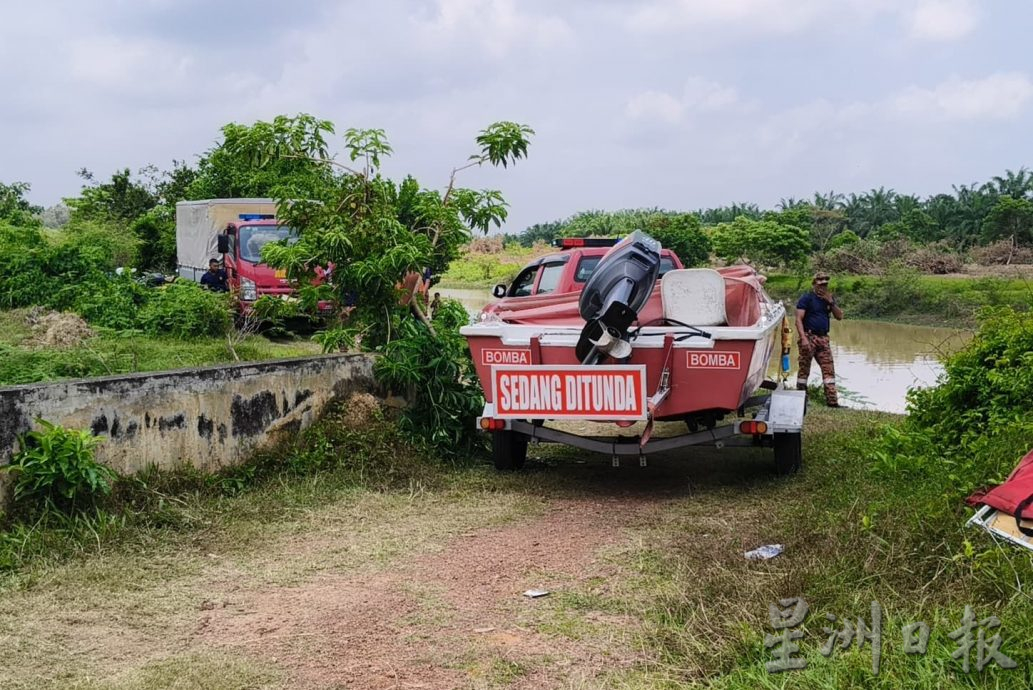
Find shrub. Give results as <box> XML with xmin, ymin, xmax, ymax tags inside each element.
<box><xmin>826</xmin><ymin>229</ymin><xmax>859</xmax><ymax>250</ymax></box>
<box><xmin>70</xmin><ymin>275</ymin><xmax>150</xmax><ymax>330</ymax></box>
<box><xmin>138</xmin><ymin>282</ymin><xmax>232</xmax><ymax>338</ymax></box>
<box><xmin>709</xmin><ymin>217</ymin><xmax>809</xmax><ymax>268</ymax></box>
<box><xmin>374</xmin><ymin>299</ymin><xmax>483</xmax><ymax>459</ymax></box>
<box><xmin>644</xmin><ymin>214</ymin><xmax>711</xmax><ymax>267</ymax></box>
<box><xmin>2</xmin><ymin>420</ymin><xmax>117</xmax><ymax>515</ymax></box>
<box><xmin>871</xmin><ymin>307</ymin><xmax>1033</xmax><ymax>496</ymax></box>
<box><xmin>848</xmin><ymin>265</ymin><xmax>925</xmax><ymax>316</ymax></box>
<box><xmin>0</xmin><ymin>224</ymin><xmax>51</xmax><ymax>308</ymax></box>
<box><xmin>130</xmin><ymin>206</ymin><xmax>177</xmax><ymax>271</ymax></box>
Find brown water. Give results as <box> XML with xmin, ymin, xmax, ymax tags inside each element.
<box><xmin>440</xmin><ymin>287</ymin><xmax>971</xmax><ymax>414</ymax></box>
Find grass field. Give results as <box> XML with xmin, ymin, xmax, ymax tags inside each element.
<box><xmin>0</xmin><ymin>309</ymin><xmax>323</xmax><ymax>387</ymax></box>
<box><xmin>1</xmin><ymin>408</ymin><xmax>1029</xmax><ymax>688</ymax></box>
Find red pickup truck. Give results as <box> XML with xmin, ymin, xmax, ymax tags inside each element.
<box><xmin>488</xmin><ymin>238</ymin><xmax>683</xmax><ymax>303</ymax></box>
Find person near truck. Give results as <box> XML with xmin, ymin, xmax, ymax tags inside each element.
<box><xmin>200</xmin><ymin>258</ymin><xmax>228</xmax><ymax>292</ymax></box>
<box><xmin>795</xmin><ymin>272</ymin><xmax>843</xmax><ymax>407</ymax></box>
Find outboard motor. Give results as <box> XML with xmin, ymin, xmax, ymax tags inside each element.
<box><xmin>576</xmin><ymin>230</ymin><xmax>661</xmax><ymax>364</ymax></box>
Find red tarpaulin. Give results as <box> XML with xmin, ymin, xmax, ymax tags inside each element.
<box><xmin>966</xmin><ymin>449</ymin><xmax>1033</xmax><ymax>530</ymax></box>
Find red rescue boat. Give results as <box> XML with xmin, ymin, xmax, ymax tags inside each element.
<box><xmin>460</xmin><ymin>232</ymin><xmax>807</xmax><ymax>473</ymax></box>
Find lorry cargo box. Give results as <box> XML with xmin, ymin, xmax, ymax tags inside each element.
<box><xmin>175</xmin><ymin>199</ymin><xmax>277</xmax><ymax>282</ymax></box>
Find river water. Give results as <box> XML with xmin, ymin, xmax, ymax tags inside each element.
<box><xmin>439</xmin><ymin>287</ymin><xmax>970</xmax><ymax>414</ymax></box>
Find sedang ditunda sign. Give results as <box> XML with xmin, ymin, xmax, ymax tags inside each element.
<box><xmin>490</xmin><ymin>365</ymin><xmax>647</xmax><ymax>420</ymax></box>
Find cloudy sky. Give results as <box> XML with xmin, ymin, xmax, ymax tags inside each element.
<box><xmin>3</xmin><ymin>0</ymin><xmax>1032</xmax><ymax>232</ymax></box>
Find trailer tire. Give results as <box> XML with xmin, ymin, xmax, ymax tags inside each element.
<box><xmin>773</xmin><ymin>432</ymin><xmax>802</xmax><ymax>475</ymax></box>
<box><xmin>492</xmin><ymin>430</ymin><xmax>528</xmax><ymax>471</ymax></box>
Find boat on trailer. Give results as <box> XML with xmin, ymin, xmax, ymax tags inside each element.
<box><xmin>459</xmin><ymin>232</ymin><xmax>807</xmax><ymax>473</ymax></box>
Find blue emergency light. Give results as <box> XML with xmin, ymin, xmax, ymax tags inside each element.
<box><xmin>238</xmin><ymin>214</ymin><xmax>275</xmax><ymax>221</ymax></box>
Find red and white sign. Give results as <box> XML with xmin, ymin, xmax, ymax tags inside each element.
<box><xmin>480</xmin><ymin>348</ymin><xmax>531</xmax><ymax>366</ymax></box>
<box><xmin>491</xmin><ymin>365</ymin><xmax>647</xmax><ymax>420</ymax></box>
<box><xmin>686</xmin><ymin>351</ymin><xmax>741</xmax><ymax>369</ymax></box>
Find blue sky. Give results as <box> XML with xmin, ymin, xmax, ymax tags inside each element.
<box><xmin>3</xmin><ymin>0</ymin><xmax>1032</xmax><ymax>232</ymax></box>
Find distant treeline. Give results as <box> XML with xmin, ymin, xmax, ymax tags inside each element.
<box><xmin>514</xmin><ymin>169</ymin><xmax>1033</xmax><ymax>253</ymax></box>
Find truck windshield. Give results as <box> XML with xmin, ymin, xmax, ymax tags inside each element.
<box><xmin>238</xmin><ymin>226</ymin><xmax>298</xmax><ymax>264</ymax></box>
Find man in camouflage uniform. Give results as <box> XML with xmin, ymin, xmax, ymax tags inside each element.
<box><xmin>795</xmin><ymin>272</ymin><xmax>844</xmax><ymax>407</ymax></box>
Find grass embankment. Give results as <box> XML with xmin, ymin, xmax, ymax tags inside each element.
<box><xmin>1</xmin><ymin>408</ymin><xmax>1029</xmax><ymax>688</ymax></box>
<box><xmin>0</xmin><ymin>309</ymin><xmax>322</xmax><ymax>387</ymax></box>
<box><xmin>766</xmin><ymin>272</ymin><xmax>1032</xmax><ymax>327</ymax></box>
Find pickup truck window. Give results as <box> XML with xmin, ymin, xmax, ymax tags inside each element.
<box><xmin>536</xmin><ymin>262</ymin><xmax>565</xmax><ymax>294</ymax></box>
<box><xmin>574</xmin><ymin>255</ymin><xmax>677</xmax><ymax>283</ymax></box>
<box><xmin>509</xmin><ymin>266</ymin><xmax>538</xmax><ymax>297</ymax></box>
<box><xmin>574</xmin><ymin>256</ymin><xmax>601</xmax><ymax>282</ymax></box>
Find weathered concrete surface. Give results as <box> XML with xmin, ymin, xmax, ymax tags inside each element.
<box><xmin>0</xmin><ymin>354</ymin><xmax>377</xmax><ymax>476</ymax></box>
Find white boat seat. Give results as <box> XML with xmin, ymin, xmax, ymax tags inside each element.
<box><xmin>660</xmin><ymin>269</ymin><xmax>727</xmax><ymax>326</ymax></box>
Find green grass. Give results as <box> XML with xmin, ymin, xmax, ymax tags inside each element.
<box><xmin>766</xmin><ymin>272</ymin><xmax>1033</xmax><ymax>327</ymax></box>
<box><xmin>534</xmin><ymin>411</ymin><xmax>1033</xmax><ymax>688</ymax></box>
<box><xmin>1</xmin><ymin>409</ymin><xmax>1030</xmax><ymax>688</ymax></box>
<box><xmin>0</xmin><ymin>309</ymin><xmax>322</xmax><ymax>387</ymax></box>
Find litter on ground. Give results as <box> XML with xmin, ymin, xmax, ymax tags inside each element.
<box><xmin>744</xmin><ymin>544</ymin><xmax>784</xmax><ymax>561</ymax></box>
<box><xmin>523</xmin><ymin>589</ymin><xmax>550</xmax><ymax>598</ymax></box>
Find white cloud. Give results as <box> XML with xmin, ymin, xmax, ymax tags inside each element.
<box><xmin>891</xmin><ymin>73</ymin><xmax>1033</xmax><ymax>120</ymax></box>
<box><xmin>629</xmin><ymin>0</ymin><xmax>826</xmax><ymax>34</ymax></box>
<box><xmin>420</xmin><ymin>0</ymin><xmax>572</xmax><ymax>59</ymax></box>
<box><xmin>682</xmin><ymin>77</ymin><xmax>739</xmax><ymax>111</ymax></box>
<box><xmin>908</xmin><ymin>0</ymin><xmax>978</xmax><ymax>41</ymax></box>
<box><xmin>625</xmin><ymin>90</ymin><xmax>684</xmax><ymax>123</ymax></box>
<box><xmin>626</xmin><ymin>77</ymin><xmax>739</xmax><ymax>124</ymax></box>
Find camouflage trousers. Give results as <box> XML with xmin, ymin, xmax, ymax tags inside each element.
<box><xmin>796</xmin><ymin>334</ymin><xmax>838</xmax><ymax>406</ymax></box>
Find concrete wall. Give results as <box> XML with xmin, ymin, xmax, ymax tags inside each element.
<box><xmin>0</xmin><ymin>354</ymin><xmax>377</xmax><ymax>476</ymax></box>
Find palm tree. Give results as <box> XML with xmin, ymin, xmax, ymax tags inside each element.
<box><xmin>778</xmin><ymin>197</ymin><xmax>807</xmax><ymax>211</ymax></box>
<box><xmin>990</xmin><ymin>168</ymin><xmax>1033</xmax><ymax>199</ymax></box>
<box><xmin>812</xmin><ymin>190</ymin><xmax>845</xmax><ymax>211</ymax></box>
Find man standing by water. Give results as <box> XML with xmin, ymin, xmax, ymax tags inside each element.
<box><xmin>796</xmin><ymin>272</ymin><xmax>844</xmax><ymax>407</ymax></box>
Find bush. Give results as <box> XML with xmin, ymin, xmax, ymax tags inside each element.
<box><xmin>374</xmin><ymin>299</ymin><xmax>483</xmax><ymax>459</ymax></box>
<box><xmin>130</xmin><ymin>207</ymin><xmax>177</xmax><ymax>271</ymax></box>
<box><xmin>871</xmin><ymin>307</ymin><xmax>1033</xmax><ymax>497</ymax></box>
<box><xmin>0</xmin><ymin>224</ymin><xmax>51</xmax><ymax>308</ymax></box>
<box><xmin>709</xmin><ymin>217</ymin><xmax>810</xmax><ymax>268</ymax></box>
<box><xmin>826</xmin><ymin>229</ymin><xmax>859</xmax><ymax>250</ymax></box>
<box><xmin>2</xmin><ymin>420</ymin><xmax>118</xmax><ymax>515</ymax></box>
<box><xmin>644</xmin><ymin>214</ymin><xmax>711</xmax><ymax>267</ymax></box>
<box><xmin>847</xmin><ymin>265</ymin><xmax>925</xmax><ymax>316</ymax></box>
<box><xmin>70</xmin><ymin>275</ymin><xmax>150</xmax><ymax>330</ymax></box>
<box><xmin>138</xmin><ymin>282</ymin><xmax>232</xmax><ymax>338</ymax></box>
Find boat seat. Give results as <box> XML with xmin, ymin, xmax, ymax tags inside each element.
<box><xmin>660</xmin><ymin>269</ymin><xmax>727</xmax><ymax>326</ymax></box>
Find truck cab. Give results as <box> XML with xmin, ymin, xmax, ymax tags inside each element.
<box><xmin>217</xmin><ymin>216</ymin><xmax>300</xmax><ymax>303</ymax></box>
<box><xmin>492</xmin><ymin>238</ymin><xmax>683</xmax><ymax>301</ymax></box>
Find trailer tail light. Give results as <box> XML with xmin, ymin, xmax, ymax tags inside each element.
<box><xmin>739</xmin><ymin>420</ymin><xmax>768</xmax><ymax>435</ymax></box>
<box><xmin>479</xmin><ymin>418</ymin><xmax>506</xmax><ymax>431</ymax></box>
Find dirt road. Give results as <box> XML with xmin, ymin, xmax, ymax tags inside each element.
<box><xmin>0</xmin><ymin>436</ymin><xmax>803</xmax><ymax>690</ymax></box>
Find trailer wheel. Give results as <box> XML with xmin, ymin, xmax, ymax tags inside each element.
<box><xmin>773</xmin><ymin>432</ymin><xmax>802</xmax><ymax>475</ymax></box>
<box><xmin>492</xmin><ymin>430</ymin><xmax>528</xmax><ymax>471</ymax></box>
